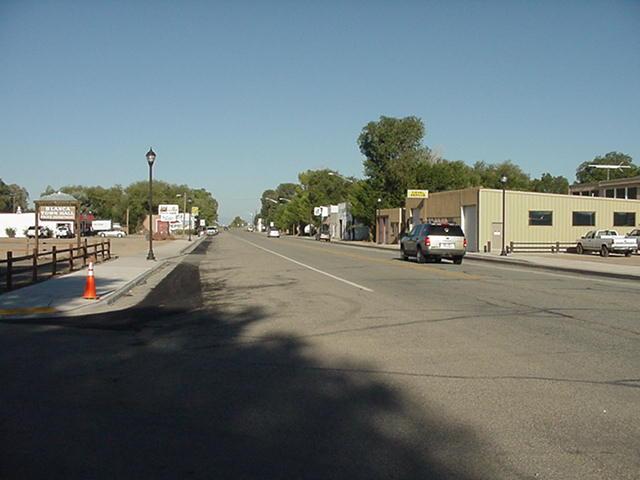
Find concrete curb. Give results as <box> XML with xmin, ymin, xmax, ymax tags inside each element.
<box><xmin>103</xmin><ymin>236</ymin><xmax>206</xmax><ymax>306</ymax></box>
<box><xmin>289</xmin><ymin>235</ymin><xmax>640</xmax><ymax>281</ymax></box>
<box><xmin>463</xmin><ymin>254</ymin><xmax>640</xmax><ymax>282</ymax></box>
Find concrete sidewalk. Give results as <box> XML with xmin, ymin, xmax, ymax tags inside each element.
<box><xmin>0</xmin><ymin>236</ymin><xmax>204</xmax><ymax>319</ymax></box>
<box><xmin>291</xmin><ymin>236</ymin><xmax>640</xmax><ymax>281</ymax></box>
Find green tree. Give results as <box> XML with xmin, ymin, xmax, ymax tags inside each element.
<box><xmin>230</xmin><ymin>216</ymin><xmax>245</xmax><ymax>228</ymax></box>
<box><xmin>472</xmin><ymin>161</ymin><xmax>531</xmax><ymax>190</ymax></box>
<box><xmin>0</xmin><ymin>180</ymin><xmax>29</xmax><ymax>212</ymax></box>
<box><xmin>575</xmin><ymin>152</ymin><xmax>638</xmax><ymax>183</ymax></box>
<box><xmin>358</xmin><ymin>116</ymin><xmax>430</xmax><ymax>207</ymax></box>
<box><xmin>530</xmin><ymin>173</ymin><xmax>569</xmax><ymax>194</ymax></box>
<box><xmin>415</xmin><ymin>160</ymin><xmax>478</xmax><ymax>192</ymax></box>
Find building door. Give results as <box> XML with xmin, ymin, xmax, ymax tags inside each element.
<box><xmin>491</xmin><ymin>222</ymin><xmax>503</xmax><ymax>252</ymax></box>
<box><xmin>462</xmin><ymin>205</ymin><xmax>478</xmax><ymax>252</ymax></box>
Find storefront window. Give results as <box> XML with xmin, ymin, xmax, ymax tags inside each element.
<box><xmin>572</xmin><ymin>212</ymin><xmax>596</xmax><ymax>226</ymax></box>
<box><xmin>613</xmin><ymin>212</ymin><xmax>636</xmax><ymax>227</ymax></box>
<box><xmin>529</xmin><ymin>211</ymin><xmax>553</xmax><ymax>226</ymax></box>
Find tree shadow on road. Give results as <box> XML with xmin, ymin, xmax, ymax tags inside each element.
<box><xmin>0</xmin><ymin>242</ymin><xmax>506</xmax><ymax>480</ymax></box>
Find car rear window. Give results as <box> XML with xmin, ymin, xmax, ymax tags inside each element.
<box><xmin>428</xmin><ymin>225</ymin><xmax>464</xmax><ymax>236</ymax></box>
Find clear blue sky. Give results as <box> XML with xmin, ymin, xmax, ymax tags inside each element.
<box><xmin>1</xmin><ymin>1</ymin><xmax>639</xmax><ymax>223</ymax></box>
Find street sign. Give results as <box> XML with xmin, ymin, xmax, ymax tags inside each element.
<box><xmin>407</xmin><ymin>189</ymin><xmax>429</xmax><ymax>198</ymax></box>
<box><xmin>191</xmin><ymin>206</ymin><xmax>199</xmax><ymax>216</ymax></box>
<box><xmin>158</xmin><ymin>204</ymin><xmax>179</xmax><ymax>222</ymax></box>
<box><xmin>39</xmin><ymin>205</ymin><xmax>76</xmax><ymax>221</ymax></box>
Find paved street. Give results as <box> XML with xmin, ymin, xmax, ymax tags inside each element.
<box><xmin>1</xmin><ymin>231</ymin><xmax>639</xmax><ymax>479</ymax></box>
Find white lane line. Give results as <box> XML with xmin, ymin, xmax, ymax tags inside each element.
<box><xmin>236</xmin><ymin>236</ymin><xmax>374</xmax><ymax>292</ymax></box>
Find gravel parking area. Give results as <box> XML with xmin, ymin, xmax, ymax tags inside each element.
<box><xmin>0</xmin><ymin>235</ymin><xmax>180</xmax><ymax>259</ymax></box>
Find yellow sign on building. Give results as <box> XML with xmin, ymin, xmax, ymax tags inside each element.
<box><xmin>407</xmin><ymin>189</ymin><xmax>429</xmax><ymax>198</ymax></box>
<box><xmin>191</xmin><ymin>206</ymin><xmax>199</xmax><ymax>216</ymax></box>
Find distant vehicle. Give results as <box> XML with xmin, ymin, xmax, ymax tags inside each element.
<box><xmin>205</xmin><ymin>226</ymin><xmax>218</xmax><ymax>236</ymax></box>
<box><xmin>25</xmin><ymin>226</ymin><xmax>51</xmax><ymax>238</ymax></box>
<box><xmin>267</xmin><ymin>227</ymin><xmax>280</xmax><ymax>238</ymax></box>
<box><xmin>54</xmin><ymin>225</ymin><xmax>73</xmax><ymax>238</ymax></box>
<box><xmin>577</xmin><ymin>230</ymin><xmax>637</xmax><ymax>257</ymax></box>
<box><xmin>316</xmin><ymin>224</ymin><xmax>330</xmax><ymax>242</ymax></box>
<box><xmin>247</xmin><ymin>225</ymin><xmax>255</xmax><ymax>232</ymax></box>
<box><xmin>626</xmin><ymin>229</ymin><xmax>640</xmax><ymax>251</ymax></box>
<box><xmin>92</xmin><ymin>220</ymin><xmax>113</xmax><ymax>232</ymax></box>
<box><xmin>98</xmin><ymin>230</ymin><xmax>126</xmax><ymax>238</ymax></box>
<box><xmin>400</xmin><ymin>223</ymin><xmax>466</xmax><ymax>264</ymax></box>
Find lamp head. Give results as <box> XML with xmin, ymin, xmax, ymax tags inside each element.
<box><xmin>146</xmin><ymin>148</ymin><xmax>156</xmax><ymax>166</ymax></box>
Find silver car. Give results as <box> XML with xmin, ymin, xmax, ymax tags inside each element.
<box><xmin>626</xmin><ymin>229</ymin><xmax>640</xmax><ymax>252</ymax></box>
<box><xmin>400</xmin><ymin>223</ymin><xmax>467</xmax><ymax>264</ymax></box>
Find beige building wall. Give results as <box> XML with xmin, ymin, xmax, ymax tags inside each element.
<box><xmin>478</xmin><ymin>189</ymin><xmax>640</xmax><ymax>250</ymax></box>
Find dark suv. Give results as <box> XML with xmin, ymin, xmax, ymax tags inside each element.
<box><xmin>400</xmin><ymin>223</ymin><xmax>467</xmax><ymax>264</ymax></box>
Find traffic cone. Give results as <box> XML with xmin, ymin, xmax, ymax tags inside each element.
<box><xmin>83</xmin><ymin>261</ymin><xmax>98</xmax><ymax>299</ymax></box>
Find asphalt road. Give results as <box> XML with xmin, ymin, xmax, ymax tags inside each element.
<box><xmin>1</xmin><ymin>232</ymin><xmax>638</xmax><ymax>479</ymax></box>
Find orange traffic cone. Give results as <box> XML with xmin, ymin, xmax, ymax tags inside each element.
<box><xmin>83</xmin><ymin>261</ymin><xmax>98</xmax><ymax>299</ymax></box>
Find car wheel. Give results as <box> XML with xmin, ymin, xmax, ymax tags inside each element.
<box><xmin>576</xmin><ymin>244</ymin><xmax>584</xmax><ymax>255</ymax></box>
<box><xmin>453</xmin><ymin>256</ymin><xmax>463</xmax><ymax>265</ymax></box>
<box><xmin>625</xmin><ymin>250</ymin><xmax>632</xmax><ymax>257</ymax></box>
<box><xmin>600</xmin><ymin>245</ymin><xmax>609</xmax><ymax>257</ymax></box>
<box><xmin>400</xmin><ymin>246</ymin><xmax>408</xmax><ymax>261</ymax></box>
<box><xmin>416</xmin><ymin>247</ymin><xmax>426</xmax><ymax>264</ymax></box>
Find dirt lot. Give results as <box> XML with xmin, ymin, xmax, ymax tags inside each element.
<box><xmin>0</xmin><ymin>235</ymin><xmax>180</xmax><ymax>259</ymax></box>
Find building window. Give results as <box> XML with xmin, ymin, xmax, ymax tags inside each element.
<box><xmin>529</xmin><ymin>211</ymin><xmax>553</xmax><ymax>226</ymax></box>
<box><xmin>572</xmin><ymin>191</ymin><xmax>580</xmax><ymax>196</ymax></box>
<box><xmin>628</xmin><ymin>187</ymin><xmax>637</xmax><ymax>200</ymax></box>
<box><xmin>592</xmin><ymin>190</ymin><xmax>599</xmax><ymax>197</ymax></box>
<box><xmin>616</xmin><ymin>188</ymin><xmax>626</xmax><ymax>199</ymax></box>
<box><xmin>605</xmin><ymin>189</ymin><xmax>614</xmax><ymax>198</ymax></box>
<box><xmin>572</xmin><ymin>211</ymin><xmax>596</xmax><ymax>226</ymax></box>
<box><xmin>613</xmin><ymin>212</ymin><xmax>636</xmax><ymax>227</ymax></box>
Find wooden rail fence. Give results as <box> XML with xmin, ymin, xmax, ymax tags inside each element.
<box><xmin>508</xmin><ymin>241</ymin><xmax>576</xmax><ymax>254</ymax></box>
<box><xmin>0</xmin><ymin>239</ymin><xmax>111</xmax><ymax>292</ymax></box>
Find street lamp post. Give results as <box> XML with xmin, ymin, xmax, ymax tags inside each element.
<box><xmin>187</xmin><ymin>198</ymin><xmax>192</xmax><ymax>241</ymax></box>
<box><xmin>146</xmin><ymin>148</ymin><xmax>156</xmax><ymax>261</ymax></box>
<box><xmin>500</xmin><ymin>175</ymin><xmax>508</xmax><ymax>256</ymax></box>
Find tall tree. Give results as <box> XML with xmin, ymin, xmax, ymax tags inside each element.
<box><xmin>472</xmin><ymin>161</ymin><xmax>531</xmax><ymax>190</ymax></box>
<box><xmin>230</xmin><ymin>216</ymin><xmax>245</xmax><ymax>228</ymax></box>
<box><xmin>358</xmin><ymin>116</ymin><xmax>430</xmax><ymax>207</ymax></box>
<box><xmin>575</xmin><ymin>152</ymin><xmax>638</xmax><ymax>183</ymax></box>
<box><xmin>0</xmin><ymin>180</ymin><xmax>29</xmax><ymax>212</ymax></box>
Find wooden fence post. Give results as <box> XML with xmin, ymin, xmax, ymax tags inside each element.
<box><xmin>83</xmin><ymin>238</ymin><xmax>88</xmax><ymax>267</ymax></box>
<box><xmin>107</xmin><ymin>240</ymin><xmax>111</xmax><ymax>260</ymax></box>
<box><xmin>52</xmin><ymin>246</ymin><xmax>57</xmax><ymax>276</ymax></box>
<box><xmin>32</xmin><ymin>248</ymin><xmax>38</xmax><ymax>282</ymax></box>
<box><xmin>6</xmin><ymin>251</ymin><xmax>13</xmax><ymax>291</ymax></box>
<box><xmin>100</xmin><ymin>240</ymin><xmax>105</xmax><ymax>261</ymax></box>
<box><xmin>555</xmin><ymin>241</ymin><xmax>560</xmax><ymax>254</ymax></box>
<box><xmin>69</xmin><ymin>243</ymin><xmax>74</xmax><ymax>272</ymax></box>
<box><xmin>509</xmin><ymin>241</ymin><xmax>514</xmax><ymax>254</ymax></box>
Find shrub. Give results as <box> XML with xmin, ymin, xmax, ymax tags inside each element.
<box><xmin>5</xmin><ymin>227</ymin><xmax>16</xmax><ymax>238</ymax></box>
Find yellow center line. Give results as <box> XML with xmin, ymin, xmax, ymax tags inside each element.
<box><xmin>0</xmin><ymin>306</ymin><xmax>59</xmax><ymax>316</ymax></box>
<box><xmin>281</xmin><ymin>238</ymin><xmax>481</xmax><ymax>280</ymax></box>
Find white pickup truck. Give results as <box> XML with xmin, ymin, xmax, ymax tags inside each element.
<box><xmin>576</xmin><ymin>230</ymin><xmax>638</xmax><ymax>257</ymax></box>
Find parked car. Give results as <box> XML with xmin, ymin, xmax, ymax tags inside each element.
<box><xmin>205</xmin><ymin>226</ymin><xmax>218</xmax><ymax>236</ymax></box>
<box><xmin>576</xmin><ymin>230</ymin><xmax>637</xmax><ymax>257</ymax></box>
<box><xmin>54</xmin><ymin>225</ymin><xmax>73</xmax><ymax>238</ymax></box>
<box><xmin>316</xmin><ymin>224</ymin><xmax>330</xmax><ymax>242</ymax></box>
<box><xmin>267</xmin><ymin>227</ymin><xmax>280</xmax><ymax>238</ymax></box>
<box><xmin>400</xmin><ymin>223</ymin><xmax>467</xmax><ymax>264</ymax></box>
<box><xmin>25</xmin><ymin>226</ymin><xmax>51</xmax><ymax>238</ymax></box>
<box><xmin>626</xmin><ymin>229</ymin><xmax>640</xmax><ymax>251</ymax></box>
<box><xmin>98</xmin><ymin>230</ymin><xmax>126</xmax><ymax>238</ymax></box>
<box><xmin>246</xmin><ymin>225</ymin><xmax>255</xmax><ymax>232</ymax></box>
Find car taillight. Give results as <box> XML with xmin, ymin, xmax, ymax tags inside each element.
<box><xmin>463</xmin><ymin>238</ymin><xmax>468</xmax><ymax>248</ymax></box>
<box><xmin>424</xmin><ymin>236</ymin><xmax>431</xmax><ymax>247</ymax></box>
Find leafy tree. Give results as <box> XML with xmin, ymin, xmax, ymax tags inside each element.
<box><xmin>230</xmin><ymin>216</ymin><xmax>246</xmax><ymax>228</ymax></box>
<box><xmin>472</xmin><ymin>161</ymin><xmax>531</xmax><ymax>190</ymax></box>
<box><xmin>415</xmin><ymin>160</ymin><xmax>478</xmax><ymax>192</ymax></box>
<box><xmin>0</xmin><ymin>180</ymin><xmax>29</xmax><ymax>212</ymax></box>
<box><xmin>575</xmin><ymin>152</ymin><xmax>638</xmax><ymax>183</ymax></box>
<box><xmin>358</xmin><ymin>116</ymin><xmax>430</xmax><ymax>207</ymax></box>
<box><xmin>347</xmin><ymin>179</ymin><xmax>379</xmax><ymax>228</ymax></box>
<box><xmin>530</xmin><ymin>173</ymin><xmax>569</xmax><ymax>194</ymax></box>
